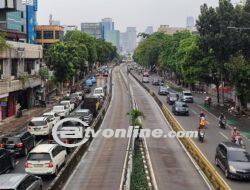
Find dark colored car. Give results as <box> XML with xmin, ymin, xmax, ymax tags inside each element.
<box><xmin>83</xmin><ymin>85</ymin><xmax>91</xmax><ymax>94</ymax></box>
<box><xmin>0</xmin><ymin>132</ymin><xmax>35</xmax><ymax>156</ymax></box>
<box><xmin>0</xmin><ymin>148</ymin><xmax>15</xmax><ymax>174</ymax></box>
<box><xmin>158</xmin><ymin>86</ymin><xmax>169</xmax><ymax>96</ymax></box>
<box><xmin>215</xmin><ymin>142</ymin><xmax>250</xmax><ymax>180</ymax></box>
<box><xmin>0</xmin><ymin>174</ymin><xmax>42</xmax><ymax>190</ymax></box>
<box><xmin>167</xmin><ymin>93</ymin><xmax>178</xmax><ymax>105</ymax></box>
<box><xmin>172</xmin><ymin>101</ymin><xmax>189</xmax><ymax>116</ymax></box>
<box><xmin>152</xmin><ymin>79</ymin><xmax>160</xmax><ymax>86</ymax></box>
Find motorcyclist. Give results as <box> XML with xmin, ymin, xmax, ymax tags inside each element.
<box><xmin>235</xmin><ymin>132</ymin><xmax>243</xmax><ymax>146</ymax></box>
<box><xmin>200</xmin><ymin>111</ymin><xmax>206</xmax><ymax>119</ymax></box>
<box><xmin>219</xmin><ymin>113</ymin><xmax>226</xmax><ymax>128</ymax></box>
<box><xmin>231</xmin><ymin>127</ymin><xmax>238</xmax><ymax>143</ymax></box>
<box><xmin>199</xmin><ymin>116</ymin><xmax>207</xmax><ymax>130</ymax></box>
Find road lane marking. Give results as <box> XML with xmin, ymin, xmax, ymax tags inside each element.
<box><xmin>15</xmin><ymin>161</ymin><xmax>19</xmax><ymax>165</ymax></box>
<box><xmin>219</xmin><ymin>132</ymin><xmax>229</xmax><ymax>140</ymax></box>
<box><xmin>36</xmin><ymin>139</ymin><xmax>43</xmax><ymax>145</ymax></box>
<box><xmin>192</xmin><ymin>110</ymin><xmax>199</xmax><ymax>115</ymax></box>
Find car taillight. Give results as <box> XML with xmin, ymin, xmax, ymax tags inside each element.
<box><xmin>46</xmin><ymin>161</ymin><xmax>53</xmax><ymax>168</ymax></box>
<box><xmin>0</xmin><ymin>143</ymin><xmax>5</xmax><ymax>148</ymax></box>
<box><xmin>24</xmin><ymin>161</ymin><xmax>30</xmax><ymax>168</ymax></box>
<box><xmin>63</xmin><ymin>139</ymin><xmax>69</xmax><ymax>144</ymax></box>
<box><xmin>16</xmin><ymin>143</ymin><xmax>24</xmax><ymax>148</ymax></box>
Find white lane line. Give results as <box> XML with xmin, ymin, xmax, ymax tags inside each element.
<box><xmin>220</xmin><ymin>132</ymin><xmax>229</xmax><ymax>140</ymax></box>
<box><xmin>15</xmin><ymin>161</ymin><xmax>19</xmax><ymax>165</ymax></box>
<box><xmin>36</xmin><ymin>139</ymin><xmax>43</xmax><ymax>145</ymax></box>
<box><xmin>192</xmin><ymin>110</ymin><xmax>199</xmax><ymax>115</ymax></box>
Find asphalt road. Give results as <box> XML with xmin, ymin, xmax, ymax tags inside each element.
<box><xmin>129</xmin><ymin>66</ymin><xmax>250</xmax><ymax>190</ymax></box>
<box><xmin>119</xmin><ymin>65</ymin><xmax>210</xmax><ymax>190</ymax></box>
<box><xmin>62</xmin><ymin>66</ymin><xmax>131</xmax><ymax>190</ymax></box>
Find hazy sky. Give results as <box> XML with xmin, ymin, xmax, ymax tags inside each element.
<box><xmin>37</xmin><ymin>0</ymin><xmax>234</xmax><ymax>33</ymax></box>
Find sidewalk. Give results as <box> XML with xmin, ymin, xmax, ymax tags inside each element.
<box><xmin>0</xmin><ymin>91</ymin><xmax>67</xmax><ymax>136</ymax></box>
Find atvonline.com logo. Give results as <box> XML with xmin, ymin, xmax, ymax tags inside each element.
<box><xmin>52</xmin><ymin>118</ymin><xmax>198</xmax><ymax>148</ymax></box>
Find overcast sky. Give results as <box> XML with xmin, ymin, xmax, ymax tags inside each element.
<box><xmin>37</xmin><ymin>0</ymin><xmax>237</xmax><ymax>33</ymax></box>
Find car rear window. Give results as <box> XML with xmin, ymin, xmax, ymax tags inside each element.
<box><xmin>184</xmin><ymin>93</ymin><xmax>192</xmax><ymax>96</ymax></box>
<box><xmin>228</xmin><ymin>150</ymin><xmax>250</xmax><ymax>162</ymax></box>
<box><xmin>29</xmin><ymin>121</ymin><xmax>47</xmax><ymax>126</ymax></box>
<box><xmin>6</xmin><ymin>137</ymin><xmax>19</xmax><ymax>144</ymax></box>
<box><xmin>28</xmin><ymin>153</ymin><xmax>51</xmax><ymax>161</ymax></box>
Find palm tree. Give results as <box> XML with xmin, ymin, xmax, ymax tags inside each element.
<box><xmin>127</xmin><ymin>109</ymin><xmax>144</xmax><ymax>127</ymax></box>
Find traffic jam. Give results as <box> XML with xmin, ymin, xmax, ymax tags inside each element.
<box><xmin>0</xmin><ymin>66</ymin><xmax>109</xmax><ymax>189</ymax></box>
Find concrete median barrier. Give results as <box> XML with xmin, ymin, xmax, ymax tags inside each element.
<box><xmin>129</xmin><ymin>71</ymin><xmax>230</xmax><ymax>190</ymax></box>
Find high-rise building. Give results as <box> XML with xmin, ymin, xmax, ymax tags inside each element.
<box><xmin>186</xmin><ymin>16</ymin><xmax>195</xmax><ymax>30</ymax></box>
<box><xmin>101</xmin><ymin>18</ymin><xmax>114</xmax><ymax>40</ymax></box>
<box><xmin>145</xmin><ymin>26</ymin><xmax>153</xmax><ymax>34</ymax></box>
<box><xmin>105</xmin><ymin>30</ymin><xmax>120</xmax><ymax>49</ymax></box>
<box><xmin>126</xmin><ymin>27</ymin><xmax>137</xmax><ymax>53</ymax></box>
<box><xmin>120</xmin><ymin>32</ymin><xmax>128</xmax><ymax>53</ymax></box>
<box><xmin>81</xmin><ymin>22</ymin><xmax>102</xmax><ymax>39</ymax></box>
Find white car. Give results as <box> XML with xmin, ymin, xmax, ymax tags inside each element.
<box><xmin>142</xmin><ymin>77</ymin><xmax>149</xmax><ymax>83</ymax></box>
<box><xmin>73</xmin><ymin>92</ymin><xmax>83</xmax><ymax>101</ymax></box>
<box><xmin>181</xmin><ymin>90</ymin><xmax>194</xmax><ymax>103</ymax></box>
<box><xmin>27</xmin><ymin>117</ymin><xmax>53</xmax><ymax>136</ymax></box>
<box><xmin>52</xmin><ymin>105</ymin><xmax>70</xmax><ymax>118</ymax></box>
<box><xmin>60</xmin><ymin>100</ymin><xmax>75</xmax><ymax>112</ymax></box>
<box><xmin>25</xmin><ymin>144</ymin><xmax>67</xmax><ymax>176</ymax></box>
<box><xmin>93</xmin><ymin>87</ymin><xmax>105</xmax><ymax>98</ymax></box>
<box><xmin>43</xmin><ymin>112</ymin><xmax>60</xmax><ymax>126</ymax></box>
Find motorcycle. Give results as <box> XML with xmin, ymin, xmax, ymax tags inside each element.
<box><xmin>219</xmin><ymin>119</ymin><xmax>226</xmax><ymax>129</ymax></box>
<box><xmin>198</xmin><ymin>129</ymin><xmax>205</xmax><ymax>143</ymax></box>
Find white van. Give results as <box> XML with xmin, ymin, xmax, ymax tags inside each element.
<box><xmin>25</xmin><ymin>144</ymin><xmax>67</xmax><ymax>176</ymax></box>
<box><xmin>93</xmin><ymin>87</ymin><xmax>105</xmax><ymax>98</ymax></box>
<box><xmin>52</xmin><ymin>105</ymin><xmax>70</xmax><ymax>118</ymax></box>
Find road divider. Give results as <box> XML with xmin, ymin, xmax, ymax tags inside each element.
<box><xmin>47</xmin><ymin>69</ymin><xmax>113</xmax><ymax>190</ymax></box>
<box><xmin>129</xmin><ymin>70</ymin><xmax>231</xmax><ymax>190</ymax></box>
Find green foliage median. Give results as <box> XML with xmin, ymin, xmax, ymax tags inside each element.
<box><xmin>130</xmin><ymin>139</ymin><xmax>149</xmax><ymax>190</ymax></box>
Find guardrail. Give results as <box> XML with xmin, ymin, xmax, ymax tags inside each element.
<box><xmin>48</xmin><ymin>70</ymin><xmax>113</xmax><ymax>190</ymax></box>
<box><xmin>129</xmin><ymin>70</ymin><xmax>230</xmax><ymax>190</ymax></box>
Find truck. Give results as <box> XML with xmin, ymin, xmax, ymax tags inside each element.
<box><xmin>81</xmin><ymin>97</ymin><xmax>100</xmax><ymax>116</ymax></box>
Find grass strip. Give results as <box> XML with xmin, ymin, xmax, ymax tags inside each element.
<box><xmin>130</xmin><ymin>139</ymin><xmax>150</xmax><ymax>190</ymax></box>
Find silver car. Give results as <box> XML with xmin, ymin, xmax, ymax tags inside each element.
<box><xmin>0</xmin><ymin>174</ymin><xmax>42</xmax><ymax>190</ymax></box>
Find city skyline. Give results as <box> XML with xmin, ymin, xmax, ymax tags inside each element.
<box><xmin>37</xmin><ymin>0</ymin><xmax>220</xmax><ymax>33</ymax></box>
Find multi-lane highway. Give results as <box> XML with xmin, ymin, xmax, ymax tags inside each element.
<box><xmin>128</xmin><ymin>65</ymin><xmax>250</xmax><ymax>190</ymax></box>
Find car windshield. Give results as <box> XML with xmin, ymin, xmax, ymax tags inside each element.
<box><xmin>29</xmin><ymin>121</ymin><xmax>46</xmax><ymax>126</ymax></box>
<box><xmin>28</xmin><ymin>153</ymin><xmax>51</xmax><ymax>161</ymax></box>
<box><xmin>176</xmin><ymin>102</ymin><xmax>188</xmax><ymax>107</ymax></box>
<box><xmin>228</xmin><ymin>150</ymin><xmax>250</xmax><ymax>162</ymax></box>
<box><xmin>6</xmin><ymin>137</ymin><xmax>19</xmax><ymax>144</ymax></box>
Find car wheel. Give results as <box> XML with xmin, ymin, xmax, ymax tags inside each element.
<box><xmin>225</xmin><ymin>169</ymin><xmax>230</xmax><ymax>179</ymax></box>
<box><xmin>215</xmin><ymin>157</ymin><xmax>219</xmax><ymax>167</ymax></box>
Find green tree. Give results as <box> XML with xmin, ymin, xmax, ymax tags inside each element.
<box><xmin>127</xmin><ymin>109</ymin><xmax>144</xmax><ymax>127</ymax></box>
<box><xmin>225</xmin><ymin>54</ymin><xmax>250</xmax><ymax>109</ymax></box>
